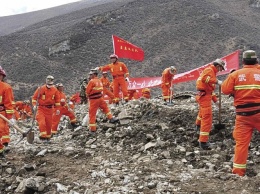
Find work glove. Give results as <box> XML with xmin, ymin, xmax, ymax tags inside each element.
<box><xmin>125</xmin><ymin>77</ymin><xmax>130</xmax><ymax>82</ymax></box>
<box><xmin>9</xmin><ymin>118</ymin><xmax>16</xmax><ymax>127</ymax></box>
<box><xmin>33</xmin><ymin>106</ymin><xmax>37</xmax><ymax>112</ymax></box>
<box><xmin>217</xmin><ymin>80</ymin><xmax>222</xmax><ymax>85</ymax></box>
<box><xmin>56</xmin><ymin>110</ymin><xmax>60</xmax><ymax>115</ymax></box>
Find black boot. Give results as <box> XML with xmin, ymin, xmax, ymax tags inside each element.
<box><xmin>3</xmin><ymin>143</ymin><xmax>10</xmax><ymax>153</ymax></box>
<box><xmin>195</xmin><ymin>125</ymin><xmax>200</xmax><ymax>131</ymax></box>
<box><xmin>0</xmin><ymin>151</ymin><xmax>5</xmax><ymax>159</ymax></box>
<box><xmin>71</xmin><ymin>122</ymin><xmax>80</xmax><ymax>129</ymax></box>
<box><xmin>199</xmin><ymin>142</ymin><xmax>212</xmax><ymax>150</ymax></box>
<box><xmin>109</xmin><ymin>117</ymin><xmax>119</xmax><ymax>124</ymax></box>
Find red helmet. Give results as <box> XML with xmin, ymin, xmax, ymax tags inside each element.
<box><xmin>0</xmin><ymin>69</ymin><xmax>6</xmax><ymax>77</ymax></box>
<box><xmin>110</xmin><ymin>54</ymin><xmax>118</xmax><ymax>59</ymax></box>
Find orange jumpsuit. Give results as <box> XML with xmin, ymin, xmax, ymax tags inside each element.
<box><xmin>100</xmin><ymin>76</ymin><xmax>114</xmax><ymax>104</ymax></box>
<box><xmin>128</xmin><ymin>90</ymin><xmax>139</xmax><ymax>100</ymax></box>
<box><xmin>161</xmin><ymin>68</ymin><xmax>174</xmax><ymax>101</ymax></box>
<box><xmin>2</xmin><ymin>87</ymin><xmax>16</xmax><ymax>145</ymax></box>
<box><xmin>99</xmin><ymin>61</ymin><xmax>129</xmax><ymax>103</ymax></box>
<box><xmin>222</xmin><ymin>65</ymin><xmax>260</xmax><ymax>176</ymax></box>
<box><xmin>51</xmin><ymin>91</ymin><xmax>77</xmax><ymax>135</ymax></box>
<box><xmin>32</xmin><ymin>85</ymin><xmax>60</xmax><ymax>139</ymax></box>
<box><xmin>0</xmin><ymin>81</ymin><xmax>14</xmax><ymax>153</ymax></box>
<box><xmin>110</xmin><ymin>81</ymin><xmax>114</xmax><ymax>92</ymax></box>
<box><xmin>195</xmin><ymin>64</ymin><xmax>218</xmax><ymax>143</ymax></box>
<box><xmin>15</xmin><ymin>101</ymin><xmax>32</xmax><ymax>120</ymax></box>
<box><xmin>69</xmin><ymin>93</ymin><xmax>80</xmax><ymax>110</ymax></box>
<box><xmin>195</xmin><ymin>93</ymin><xmax>217</xmax><ymax>126</ymax></box>
<box><xmin>142</xmin><ymin>88</ymin><xmax>151</xmax><ymax>99</ymax></box>
<box><xmin>86</xmin><ymin>77</ymin><xmax>113</xmax><ymax>132</ymax></box>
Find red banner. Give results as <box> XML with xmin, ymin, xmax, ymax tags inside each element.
<box><xmin>112</xmin><ymin>35</ymin><xmax>144</xmax><ymax>61</ymax></box>
<box><xmin>127</xmin><ymin>50</ymin><xmax>240</xmax><ymax>89</ymax></box>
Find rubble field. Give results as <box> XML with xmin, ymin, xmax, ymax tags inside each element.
<box><xmin>1</xmin><ymin>95</ymin><xmax>260</xmax><ymax>194</ymax></box>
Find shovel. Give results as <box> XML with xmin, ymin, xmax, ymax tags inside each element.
<box><xmin>166</xmin><ymin>83</ymin><xmax>174</xmax><ymax>106</ymax></box>
<box><xmin>0</xmin><ymin>114</ymin><xmax>34</xmax><ymax>144</ymax></box>
<box><xmin>15</xmin><ymin>85</ymin><xmax>42</xmax><ymax>144</ymax></box>
<box><xmin>214</xmin><ymin>85</ymin><xmax>226</xmax><ymax>130</ymax></box>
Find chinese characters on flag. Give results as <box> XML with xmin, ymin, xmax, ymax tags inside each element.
<box><xmin>112</xmin><ymin>35</ymin><xmax>144</xmax><ymax>61</ymax></box>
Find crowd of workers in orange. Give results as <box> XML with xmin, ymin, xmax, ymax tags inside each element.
<box><xmin>0</xmin><ymin>50</ymin><xmax>259</xmax><ymax>177</ymax></box>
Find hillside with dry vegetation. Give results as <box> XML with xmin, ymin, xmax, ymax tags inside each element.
<box><xmin>0</xmin><ymin>0</ymin><xmax>260</xmax><ymax>99</ymax></box>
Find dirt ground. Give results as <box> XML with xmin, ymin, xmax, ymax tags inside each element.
<box><xmin>1</xmin><ymin>96</ymin><xmax>260</xmax><ymax>194</ymax></box>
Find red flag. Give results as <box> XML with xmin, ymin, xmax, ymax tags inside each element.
<box><xmin>112</xmin><ymin>35</ymin><xmax>144</xmax><ymax>61</ymax></box>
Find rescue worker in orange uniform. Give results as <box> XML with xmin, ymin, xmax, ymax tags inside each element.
<box><xmin>96</xmin><ymin>54</ymin><xmax>129</xmax><ymax>104</ymax></box>
<box><xmin>1</xmin><ymin>99</ymin><xmax>20</xmax><ymax>147</ymax></box>
<box><xmin>109</xmin><ymin>81</ymin><xmax>114</xmax><ymax>92</ymax></box>
<box><xmin>128</xmin><ymin>89</ymin><xmax>139</xmax><ymax>100</ymax></box>
<box><xmin>32</xmin><ymin>75</ymin><xmax>60</xmax><ymax>142</ymax></box>
<box><xmin>86</xmin><ymin>70</ymin><xmax>118</xmax><ymax>132</ymax></box>
<box><xmin>100</xmin><ymin>71</ymin><xmax>114</xmax><ymax>104</ymax></box>
<box><xmin>0</xmin><ymin>67</ymin><xmax>14</xmax><ymax>157</ymax></box>
<box><xmin>15</xmin><ymin>100</ymin><xmax>32</xmax><ymax>120</ymax></box>
<box><xmin>195</xmin><ymin>59</ymin><xmax>225</xmax><ymax>150</ymax></box>
<box><xmin>161</xmin><ymin>66</ymin><xmax>177</xmax><ymax>102</ymax></box>
<box><xmin>2</xmin><ymin>89</ymin><xmax>17</xmax><ymax>147</ymax></box>
<box><xmin>141</xmin><ymin>88</ymin><xmax>151</xmax><ymax>99</ymax></box>
<box><xmin>51</xmin><ymin>83</ymin><xmax>78</xmax><ymax>135</ymax></box>
<box><xmin>69</xmin><ymin>93</ymin><xmax>80</xmax><ymax>110</ymax></box>
<box><xmin>222</xmin><ymin>50</ymin><xmax>260</xmax><ymax>176</ymax></box>
<box><xmin>195</xmin><ymin>93</ymin><xmax>218</xmax><ymax>130</ymax></box>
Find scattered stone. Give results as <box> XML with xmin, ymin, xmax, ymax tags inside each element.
<box><xmin>36</xmin><ymin>149</ymin><xmax>48</xmax><ymax>157</ymax></box>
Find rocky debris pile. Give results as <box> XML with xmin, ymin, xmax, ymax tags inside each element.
<box><xmin>0</xmin><ymin>96</ymin><xmax>260</xmax><ymax>193</ymax></box>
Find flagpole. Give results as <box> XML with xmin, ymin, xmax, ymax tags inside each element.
<box><xmin>112</xmin><ymin>35</ymin><xmax>115</xmax><ymax>54</ymax></box>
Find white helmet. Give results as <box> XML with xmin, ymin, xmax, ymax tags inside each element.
<box><xmin>110</xmin><ymin>54</ymin><xmax>118</xmax><ymax>59</ymax></box>
<box><xmin>213</xmin><ymin>59</ymin><xmax>226</xmax><ymax>70</ymax></box>
<box><xmin>46</xmin><ymin>75</ymin><xmax>54</xmax><ymax>85</ymax></box>
<box><xmin>170</xmin><ymin>66</ymin><xmax>177</xmax><ymax>74</ymax></box>
<box><xmin>56</xmin><ymin>83</ymin><xmax>63</xmax><ymax>87</ymax></box>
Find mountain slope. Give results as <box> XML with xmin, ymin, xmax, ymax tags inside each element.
<box><xmin>0</xmin><ymin>0</ymin><xmax>128</xmax><ymax>36</ymax></box>
<box><xmin>0</xmin><ymin>0</ymin><xmax>260</xmax><ymax>99</ymax></box>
